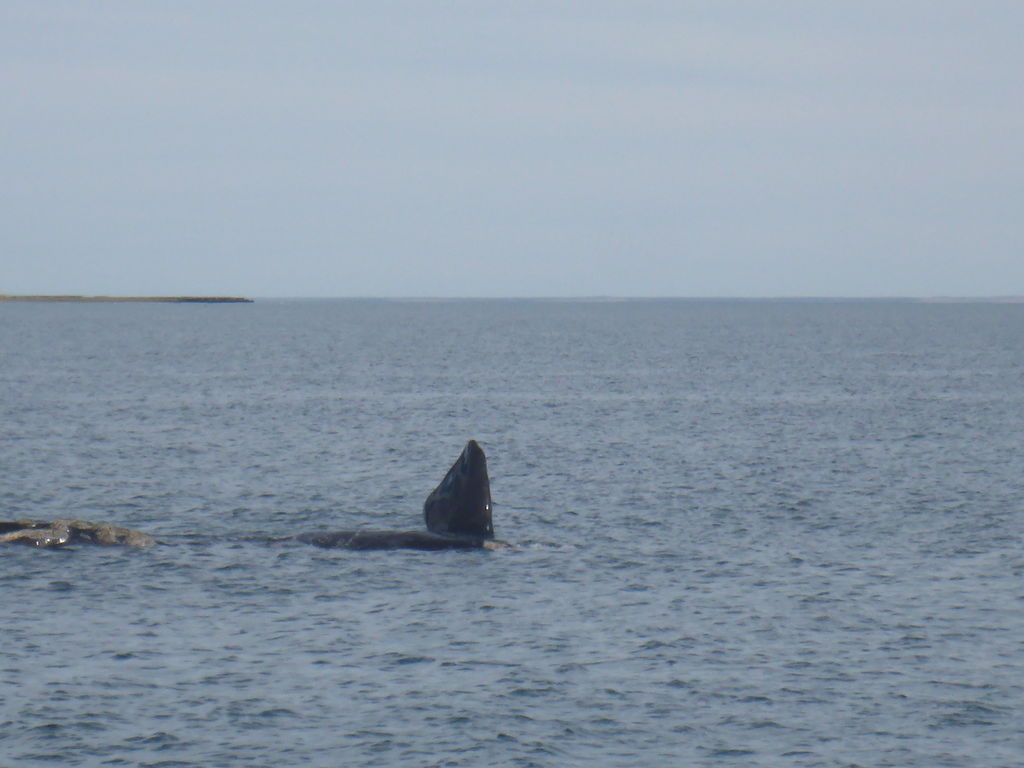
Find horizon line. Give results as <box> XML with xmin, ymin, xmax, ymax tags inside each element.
<box><xmin>4</xmin><ymin>293</ymin><xmax>1024</xmax><ymax>304</ymax></box>
<box><xmin>252</xmin><ymin>295</ymin><xmax>1024</xmax><ymax>302</ymax></box>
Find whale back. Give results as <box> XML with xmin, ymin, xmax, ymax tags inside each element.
<box><xmin>423</xmin><ymin>440</ymin><xmax>493</xmax><ymax>539</ymax></box>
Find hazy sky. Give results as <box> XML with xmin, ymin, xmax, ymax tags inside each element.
<box><xmin>2</xmin><ymin>1</ymin><xmax>1021</xmax><ymax>297</ymax></box>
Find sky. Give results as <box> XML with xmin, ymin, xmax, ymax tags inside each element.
<box><xmin>1</xmin><ymin>1</ymin><xmax>1021</xmax><ymax>298</ymax></box>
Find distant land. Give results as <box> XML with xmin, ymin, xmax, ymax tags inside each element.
<box><xmin>0</xmin><ymin>295</ymin><xmax>253</xmax><ymax>303</ymax></box>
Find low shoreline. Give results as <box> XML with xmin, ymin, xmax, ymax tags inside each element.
<box><xmin>0</xmin><ymin>295</ymin><xmax>254</xmax><ymax>303</ymax></box>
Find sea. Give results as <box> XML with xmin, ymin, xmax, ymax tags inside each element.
<box><xmin>1</xmin><ymin>299</ymin><xmax>1022</xmax><ymax>767</ymax></box>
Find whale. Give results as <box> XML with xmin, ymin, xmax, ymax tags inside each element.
<box><xmin>2</xmin><ymin>440</ymin><xmax>505</xmax><ymax>551</ymax></box>
<box><xmin>296</xmin><ymin>440</ymin><xmax>504</xmax><ymax>550</ymax></box>
<box><xmin>0</xmin><ymin>519</ymin><xmax>157</xmax><ymax>547</ymax></box>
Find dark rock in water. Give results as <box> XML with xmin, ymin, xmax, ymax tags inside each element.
<box><xmin>0</xmin><ymin>519</ymin><xmax>156</xmax><ymax>548</ymax></box>
<box><xmin>423</xmin><ymin>439</ymin><xmax>493</xmax><ymax>538</ymax></box>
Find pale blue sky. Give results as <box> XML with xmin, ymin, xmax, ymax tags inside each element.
<box><xmin>2</xmin><ymin>1</ymin><xmax>1021</xmax><ymax>297</ymax></box>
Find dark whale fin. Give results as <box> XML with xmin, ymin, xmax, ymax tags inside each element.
<box><xmin>423</xmin><ymin>440</ymin><xmax>493</xmax><ymax>539</ymax></box>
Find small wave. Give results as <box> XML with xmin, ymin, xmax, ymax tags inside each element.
<box><xmin>127</xmin><ymin>731</ymin><xmax>181</xmax><ymax>746</ymax></box>
<box><xmin>703</xmin><ymin>746</ymin><xmax>756</xmax><ymax>757</ymax></box>
<box><xmin>258</xmin><ymin>708</ymin><xmax>298</xmax><ymax>718</ymax></box>
<box><xmin>27</xmin><ymin>722</ymin><xmax>63</xmax><ymax>737</ymax></box>
<box><xmin>380</xmin><ymin>652</ymin><xmax>434</xmax><ymax>666</ymax></box>
<box><xmin>510</xmin><ymin>686</ymin><xmax>557</xmax><ymax>697</ymax></box>
<box><xmin>931</xmin><ymin>700</ymin><xmax>1009</xmax><ymax>728</ymax></box>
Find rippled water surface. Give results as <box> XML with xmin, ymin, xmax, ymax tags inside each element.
<box><xmin>2</xmin><ymin>300</ymin><xmax>1022</xmax><ymax>767</ymax></box>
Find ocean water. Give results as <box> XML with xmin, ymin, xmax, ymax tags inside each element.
<box><xmin>1</xmin><ymin>299</ymin><xmax>1022</xmax><ymax>767</ymax></box>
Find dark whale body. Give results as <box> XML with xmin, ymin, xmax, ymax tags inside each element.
<box><xmin>294</xmin><ymin>529</ymin><xmax>490</xmax><ymax>551</ymax></box>
<box><xmin>295</xmin><ymin>440</ymin><xmax>502</xmax><ymax>551</ymax></box>
<box><xmin>2</xmin><ymin>440</ymin><xmax>503</xmax><ymax>551</ymax></box>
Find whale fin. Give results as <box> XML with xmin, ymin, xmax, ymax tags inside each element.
<box><xmin>424</xmin><ymin>440</ymin><xmax>493</xmax><ymax>539</ymax></box>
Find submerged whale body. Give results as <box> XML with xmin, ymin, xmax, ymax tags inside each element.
<box><xmin>292</xmin><ymin>529</ymin><xmax>494</xmax><ymax>551</ymax></box>
<box><xmin>296</xmin><ymin>440</ymin><xmax>502</xmax><ymax>551</ymax></box>
<box><xmin>1</xmin><ymin>440</ymin><xmax>504</xmax><ymax>551</ymax></box>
